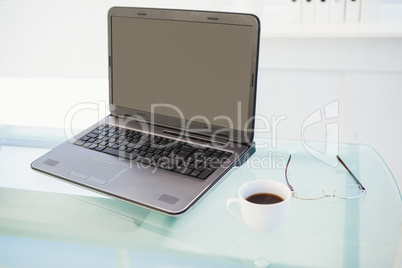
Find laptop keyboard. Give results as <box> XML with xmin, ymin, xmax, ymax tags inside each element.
<box><xmin>73</xmin><ymin>124</ymin><xmax>232</xmax><ymax>180</ymax></box>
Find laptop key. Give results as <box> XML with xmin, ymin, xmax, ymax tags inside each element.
<box><xmin>74</xmin><ymin>140</ymin><xmax>85</xmax><ymax>146</ymax></box>
<box><xmin>177</xmin><ymin>150</ymin><xmax>191</xmax><ymax>159</ymax></box>
<box><xmin>180</xmin><ymin>144</ymin><xmax>194</xmax><ymax>151</ymax></box>
<box><xmin>175</xmin><ymin>165</ymin><xmax>192</xmax><ymax>175</ymax></box>
<box><xmin>95</xmin><ymin>146</ymin><xmax>106</xmax><ymax>151</ymax></box>
<box><xmin>189</xmin><ymin>170</ymin><xmax>201</xmax><ymax>177</ymax></box>
<box><xmin>80</xmin><ymin>136</ymin><xmax>90</xmax><ymax>142</ymax></box>
<box><xmin>111</xmin><ymin>144</ymin><xmax>119</xmax><ymax>150</ymax></box>
<box><xmin>198</xmin><ymin>167</ymin><xmax>216</xmax><ymax>180</ymax></box>
<box><xmin>102</xmin><ymin>147</ymin><xmax>120</xmax><ymax>157</ymax></box>
<box><xmin>87</xmin><ymin>133</ymin><xmax>98</xmax><ymax>138</ymax></box>
<box><xmin>88</xmin><ymin>144</ymin><xmax>98</xmax><ymax>150</ymax></box>
<box><xmin>83</xmin><ymin>142</ymin><xmax>93</xmax><ymax>148</ymax></box>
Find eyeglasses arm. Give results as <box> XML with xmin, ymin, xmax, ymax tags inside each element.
<box><xmin>336</xmin><ymin>155</ymin><xmax>366</xmax><ymax>191</ymax></box>
<box><xmin>285</xmin><ymin>155</ymin><xmax>295</xmax><ymax>192</ymax></box>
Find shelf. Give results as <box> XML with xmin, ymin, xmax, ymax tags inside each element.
<box><xmin>261</xmin><ymin>21</ymin><xmax>402</xmax><ymax>38</ymax></box>
<box><xmin>259</xmin><ymin>2</ymin><xmax>402</xmax><ymax>38</ymax></box>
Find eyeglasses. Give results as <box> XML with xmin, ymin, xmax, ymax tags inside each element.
<box><xmin>285</xmin><ymin>155</ymin><xmax>366</xmax><ymax>200</ymax></box>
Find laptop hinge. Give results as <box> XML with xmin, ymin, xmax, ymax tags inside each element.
<box><xmin>162</xmin><ymin>129</ymin><xmax>228</xmax><ymax>147</ymax></box>
<box><xmin>120</xmin><ymin>114</ymin><xmax>232</xmax><ymax>146</ymax></box>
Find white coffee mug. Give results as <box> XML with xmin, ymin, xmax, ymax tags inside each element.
<box><xmin>227</xmin><ymin>180</ymin><xmax>291</xmax><ymax>231</ymax></box>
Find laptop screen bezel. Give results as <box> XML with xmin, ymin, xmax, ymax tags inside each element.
<box><xmin>107</xmin><ymin>7</ymin><xmax>260</xmax><ymax>145</ymax></box>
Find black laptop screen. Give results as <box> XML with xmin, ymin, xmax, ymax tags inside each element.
<box><xmin>111</xmin><ymin>15</ymin><xmax>256</xmax><ymax>134</ymax></box>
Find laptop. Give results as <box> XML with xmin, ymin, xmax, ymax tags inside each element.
<box><xmin>31</xmin><ymin>7</ymin><xmax>260</xmax><ymax>215</ymax></box>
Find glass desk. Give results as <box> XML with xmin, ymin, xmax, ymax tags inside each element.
<box><xmin>1</xmin><ymin>125</ymin><xmax>401</xmax><ymax>267</ymax></box>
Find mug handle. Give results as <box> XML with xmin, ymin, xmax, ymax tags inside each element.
<box><xmin>226</xmin><ymin>198</ymin><xmax>243</xmax><ymax>222</ymax></box>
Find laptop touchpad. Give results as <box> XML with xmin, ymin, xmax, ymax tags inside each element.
<box><xmin>70</xmin><ymin>158</ymin><xmax>126</xmax><ymax>185</ymax></box>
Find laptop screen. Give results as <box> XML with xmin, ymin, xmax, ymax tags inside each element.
<box><xmin>109</xmin><ymin>9</ymin><xmax>259</xmax><ymax>142</ymax></box>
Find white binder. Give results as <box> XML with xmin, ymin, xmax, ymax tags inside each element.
<box><xmin>290</xmin><ymin>0</ymin><xmax>302</xmax><ymax>22</ymax></box>
<box><xmin>316</xmin><ymin>0</ymin><xmax>330</xmax><ymax>22</ymax></box>
<box><xmin>360</xmin><ymin>0</ymin><xmax>380</xmax><ymax>22</ymax></box>
<box><xmin>329</xmin><ymin>0</ymin><xmax>346</xmax><ymax>22</ymax></box>
<box><xmin>303</xmin><ymin>0</ymin><xmax>316</xmax><ymax>22</ymax></box>
<box><xmin>345</xmin><ymin>0</ymin><xmax>361</xmax><ymax>22</ymax></box>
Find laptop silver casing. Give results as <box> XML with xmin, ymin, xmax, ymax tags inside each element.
<box><xmin>32</xmin><ymin>7</ymin><xmax>260</xmax><ymax>215</ymax></box>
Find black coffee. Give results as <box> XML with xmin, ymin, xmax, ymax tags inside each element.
<box><xmin>246</xmin><ymin>193</ymin><xmax>284</xmax><ymax>205</ymax></box>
